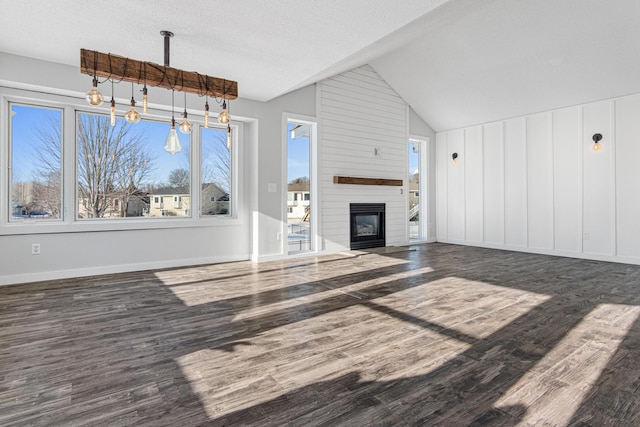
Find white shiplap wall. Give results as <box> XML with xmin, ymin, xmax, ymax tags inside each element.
<box><xmin>436</xmin><ymin>92</ymin><xmax>640</xmax><ymax>265</ymax></box>
<box><xmin>319</xmin><ymin>65</ymin><xmax>408</xmax><ymax>252</ymax></box>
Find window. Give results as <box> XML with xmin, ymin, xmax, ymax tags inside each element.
<box><xmin>9</xmin><ymin>103</ymin><xmax>63</xmax><ymax>221</ymax></box>
<box><xmin>76</xmin><ymin>113</ymin><xmax>191</xmax><ymax>219</ymax></box>
<box><xmin>201</xmin><ymin>126</ymin><xmax>230</xmax><ymax>216</ymax></box>
<box><xmin>3</xmin><ymin>89</ymin><xmax>236</xmax><ymax>232</ymax></box>
<box><xmin>408</xmin><ymin>138</ymin><xmax>428</xmax><ymax>240</ymax></box>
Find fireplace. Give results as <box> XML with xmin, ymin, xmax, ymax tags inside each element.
<box><xmin>350</xmin><ymin>203</ymin><xmax>385</xmax><ymax>250</ymax></box>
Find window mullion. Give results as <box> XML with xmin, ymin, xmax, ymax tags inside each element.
<box><xmin>63</xmin><ymin>106</ymin><xmax>76</xmax><ymax>224</ymax></box>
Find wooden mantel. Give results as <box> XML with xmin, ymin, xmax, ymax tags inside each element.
<box><xmin>333</xmin><ymin>176</ymin><xmax>403</xmax><ymax>186</ymax></box>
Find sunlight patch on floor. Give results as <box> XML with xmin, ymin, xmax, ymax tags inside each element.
<box><xmin>232</xmin><ymin>266</ymin><xmax>435</xmax><ymax>322</ymax></box>
<box><xmin>372</xmin><ymin>276</ymin><xmax>552</xmax><ymax>339</ymax></box>
<box><xmin>156</xmin><ymin>255</ymin><xmax>410</xmax><ymax>307</ymax></box>
<box><xmin>494</xmin><ymin>303</ymin><xmax>640</xmax><ymax>426</ymax></box>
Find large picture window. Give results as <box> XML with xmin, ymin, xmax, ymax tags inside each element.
<box><xmin>9</xmin><ymin>103</ymin><xmax>63</xmax><ymax>221</ymax></box>
<box><xmin>4</xmin><ymin>90</ymin><xmax>237</xmax><ymax>232</ymax></box>
<box><xmin>76</xmin><ymin>112</ymin><xmax>191</xmax><ymax>219</ymax></box>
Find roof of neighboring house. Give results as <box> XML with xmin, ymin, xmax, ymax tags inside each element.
<box><xmin>151</xmin><ymin>187</ymin><xmax>189</xmax><ymax>196</ymax></box>
<box><xmin>288</xmin><ymin>182</ymin><xmax>310</xmax><ymax>192</ymax></box>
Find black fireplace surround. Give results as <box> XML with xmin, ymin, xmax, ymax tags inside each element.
<box><xmin>350</xmin><ymin>203</ymin><xmax>385</xmax><ymax>250</ymax></box>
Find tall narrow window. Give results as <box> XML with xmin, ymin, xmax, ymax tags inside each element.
<box><xmin>408</xmin><ymin>138</ymin><xmax>427</xmax><ymax>240</ymax></box>
<box><xmin>9</xmin><ymin>103</ymin><xmax>63</xmax><ymax>221</ymax></box>
<box><xmin>76</xmin><ymin>113</ymin><xmax>190</xmax><ymax>219</ymax></box>
<box><xmin>201</xmin><ymin>126</ymin><xmax>231</xmax><ymax>216</ymax></box>
<box><xmin>287</xmin><ymin>120</ymin><xmax>312</xmax><ymax>254</ymax></box>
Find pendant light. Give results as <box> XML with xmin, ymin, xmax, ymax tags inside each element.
<box><xmin>178</xmin><ymin>91</ymin><xmax>192</xmax><ymax>134</ymax></box>
<box><xmin>85</xmin><ymin>50</ymin><xmax>104</xmax><ymax>106</ymax></box>
<box><xmin>227</xmin><ymin>124</ymin><xmax>231</xmax><ymax>150</ymax></box>
<box><xmin>204</xmin><ymin>97</ymin><xmax>210</xmax><ymax>128</ymax></box>
<box><xmin>110</xmin><ymin>80</ymin><xmax>116</xmax><ymax>126</ymax></box>
<box><xmin>164</xmin><ymin>90</ymin><xmax>182</xmax><ymax>155</ymax></box>
<box><xmin>142</xmin><ymin>84</ymin><xmax>148</xmax><ymax>114</ymax></box>
<box><xmin>124</xmin><ymin>83</ymin><xmax>141</xmax><ymax>124</ymax></box>
<box><xmin>218</xmin><ymin>100</ymin><xmax>230</xmax><ymax>124</ymax></box>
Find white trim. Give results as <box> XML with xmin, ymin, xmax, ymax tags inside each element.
<box><xmin>283</xmin><ymin>112</ymin><xmax>318</xmax><ymax>256</ymax></box>
<box><xmin>408</xmin><ymin>135</ymin><xmax>429</xmax><ymax>242</ymax></box>
<box><xmin>0</xmin><ymin>254</ymin><xmax>251</xmax><ymax>287</ymax></box>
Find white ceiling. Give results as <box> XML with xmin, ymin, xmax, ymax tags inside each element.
<box><xmin>371</xmin><ymin>0</ymin><xmax>640</xmax><ymax>131</ymax></box>
<box><xmin>1</xmin><ymin>0</ymin><xmax>640</xmax><ymax>132</ymax></box>
<box><xmin>0</xmin><ymin>0</ymin><xmax>448</xmax><ymax>101</ymax></box>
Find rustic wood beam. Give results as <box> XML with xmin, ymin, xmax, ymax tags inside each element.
<box><xmin>333</xmin><ymin>176</ymin><xmax>403</xmax><ymax>186</ymax></box>
<box><xmin>80</xmin><ymin>49</ymin><xmax>238</xmax><ymax>100</ymax></box>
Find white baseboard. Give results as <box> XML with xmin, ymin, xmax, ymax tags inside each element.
<box><xmin>435</xmin><ymin>238</ymin><xmax>640</xmax><ymax>266</ymax></box>
<box><xmin>0</xmin><ymin>254</ymin><xmax>251</xmax><ymax>287</ymax></box>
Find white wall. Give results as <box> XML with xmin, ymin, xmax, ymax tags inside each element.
<box><xmin>318</xmin><ymin>65</ymin><xmax>434</xmax><ymax>252</ymax></box>
<box><xmin>436</xmin><ymin>92</ymin><xmax>640</xmax><ymax>265</ymax></box>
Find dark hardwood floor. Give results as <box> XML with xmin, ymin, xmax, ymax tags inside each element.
<box><xmin>2</xmin><ymin>243</ymin><xmax>640</xmax><ymax>426</ymax></box>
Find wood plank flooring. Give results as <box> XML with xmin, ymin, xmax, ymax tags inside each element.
<box><xmin>2</xmin><ymin>243</ymin><xmax>640</xmax><ymax>426</ymax></box>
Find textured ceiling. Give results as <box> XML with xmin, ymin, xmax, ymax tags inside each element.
<box><xmin>371</xmin><ymin>0</ymin><xmax>640</xmax><ymax>131</ymax></box>
<box><xmin>0</xmin><ymin>0</ymin><xmax>448</xmax><ymax>102</ymax></box>
<box><xmin>2</xmin><ymin>0</ymin><xmax>640</xmax><ymax>132</ymax></box>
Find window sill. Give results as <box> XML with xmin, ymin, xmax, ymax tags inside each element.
<box><xmin>0</xmin><ymin>215</ymin><xmax>243</xmax><ymax>236</ymax></box>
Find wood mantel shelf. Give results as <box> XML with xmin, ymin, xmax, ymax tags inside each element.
<box><xmin>333</xmin><ymin>176</ymin><xmax>403</xmax><ymax>186</ymax></box>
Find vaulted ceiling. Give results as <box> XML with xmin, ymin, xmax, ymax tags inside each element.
<box><xmin>1</xmin><ymin>0</ymin><xmax>639</xmax><ymax>132</ymax></box>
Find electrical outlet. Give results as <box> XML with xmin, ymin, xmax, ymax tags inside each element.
<box><xmin>32</xmin><ymin>243</ymin><xmax>41</xmax><ymax>255</ymax></box>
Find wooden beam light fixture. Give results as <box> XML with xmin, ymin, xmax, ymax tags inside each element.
<box><xmin>80</xmin><ymin>31</ymin><xmax>237</xmax><ymax>154</ymax></box>
<box><xmin>80</xmin><ymin>48</ymin><xmax>238</xmax><ymax>100</ymax></box>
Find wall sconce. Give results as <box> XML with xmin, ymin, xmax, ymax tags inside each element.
<box><xmin>592</xmin><ymin>133</ymin><xmax>602</xmax><ymax>151</ymax></box>
<box><xmin>452</xmin><ymin>152</ymin><xmax>459</xmax><ymax>166</ymax></box>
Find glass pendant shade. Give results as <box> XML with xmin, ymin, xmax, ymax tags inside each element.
<box><xmin>593</xmin><ymin>142</ymin><xmax>601</xmax><ymax>151</ymax></box>
<box><xmin>86</xmin><ymin>77</ymin><xmax>104</xmax><ymax>106</ymax></box>
<box><xmin>142</xmin><ymin>86</ymin><xmax>148</xmax><ymax>113</ymax></box>
<box><xmin>125</xmin><ymin>98</ymin><xmax>141</xmax><ymax>124</ymax></box>
<box><xmin>179</xmin><ymin>111</ymin><xmax>192</xmax><ymax>134</ymax></box>
<box><xmin>164</xmin><ymin>120</ymin><xmax>182</xmax><ymax>155</ymax></box>
<box><xmin>110</xmin><ymin>99</ymin><xmax>116</xmax><ymax>126</ymax></box>
<box><xmin>218</xmin><ymin>100</ymin><xmax>230</xmax><ymax>124</ymax></box>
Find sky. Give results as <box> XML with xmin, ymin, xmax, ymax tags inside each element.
<box><xmin>287</xmin><ymin>122</ymin><xmax>310</xmax><ymax>181</ymax></box>
<box><xmin>12</xmin><ymin>104</ymin><xmax>310</xmax><ymax>185</ymax></box>
<box><xmin>9</xmin><ymin>103</ymin><xmax>214</xmax><ymax>187</ymax></box>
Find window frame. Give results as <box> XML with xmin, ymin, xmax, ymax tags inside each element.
<box><xmin>7</xmin><ymin>100</ymin><xmax>65</xmax><ymax>224</ymax></box>
<box><xmin>0</xmin><ymin>86</ymin><xmax>243</xmax><ymax>236</ymax></box>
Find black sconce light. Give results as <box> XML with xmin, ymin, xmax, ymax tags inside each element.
<box><xmin>592</xmin><ymin>133</ymin><xmax>602</xmax><ymax>151</ymax></box>
<box><xmin>452</xmin><ymin>152</ymin><xmax>459</xmax><ymax>166</ymax></box>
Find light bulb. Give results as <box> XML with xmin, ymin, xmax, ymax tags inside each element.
<box><xmin>452</xmin><ymin>159</ymin><xmax>458</xmax><ymax>166</ymax></box>
<box><xmin>85</xmin><ymin>77</ymin><xmax>104</xmax><ymax>106</ymax></box>
<box><xmin>179</xmin><ymin>111</ymin><xmax>192</xmax><ymax>134</ymax></box>
<box><xmin>204</xmin><ymin>101</ymin><xmax>209</xmax><ymax>128</ymax></box>
<box><xmin>593</xmin><ymin>142</ymin><xmax>600</xmax><ymax>151</ymax></box>
<box><xmin>218</xmin><ymin>100</ymin><xmax>230</xmax><ymax>124</ymax></box>
<box><xmin>110</xmin><ymin>99</ymin><xmax>116</xmax><ymax>126</ymax></box>
<box><xmin>164</xmin><ymin>119</ymin><xmax>182</xmax><ymax>155</ymax></box>
<box><xmin>227</xmin><ymin>125</ymin><xmax>231</xmax><ymax>150</ymax></box>
<box><xmin>142</xmin><ymin>86</ymin><xmax>148</xmax><ymax>114</ymax></box>
<box><xmin>125</xmin><ymin>97</ymin><xmax>141</xmax><ymax>124</ymax></box>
